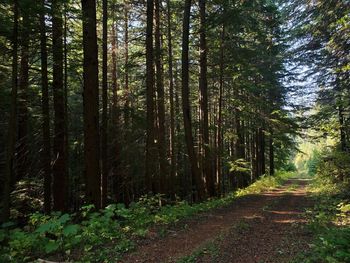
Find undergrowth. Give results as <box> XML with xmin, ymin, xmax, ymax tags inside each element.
<box><xmin>0</xmin><ymin>171</ymin><xmax>293</xmax><ymax>263</ymax></box>
<box><xmin>295</xmin><ymin>149</ymin><xmax>350</xmax><ymax>263</ymax></box>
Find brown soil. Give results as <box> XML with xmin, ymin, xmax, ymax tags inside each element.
<box><xmin>120</xmin><ymin>179</ymin><xmax>313</xmax><ymax>263</ymax></box>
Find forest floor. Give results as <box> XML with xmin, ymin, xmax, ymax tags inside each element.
<box><xmin>121</xmin><ymin>178</ymin><xmax>314</xmax><ymax>263</ymax></box>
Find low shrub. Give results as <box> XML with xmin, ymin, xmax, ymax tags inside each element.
<box><xmin>0</xmin><ymin>171</ymin><xmax>292</xmax><ymax>263</ymax></box>
<box><xmin>299</xmin><ymin>149</ymin><xmax>350</xmax><ymax>263</ymax></box>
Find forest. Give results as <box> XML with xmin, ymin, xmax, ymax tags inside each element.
<box><xmin>0</xmin><ymin>0</ymin><xmax>349</xmax><ymax>262</ymax></box>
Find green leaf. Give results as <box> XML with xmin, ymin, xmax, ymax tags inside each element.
<box><xmin>45</xmin><ymin>241</ymin><xmax>60</xmax><ymax>253</ymax></box>
<box><xmin>36</xmin><ymin>222</ymin><xmax>52</xmax><ymax>234</ymax></box>
<box><xmin>63</xmin><ymin>224</ymin><xmax>79</xmax><ymax>237</ymax></box>
<box><xmin>58</xmin><ymin>214</ymin><xmax>71</xmax><ymax>224</ymax></box>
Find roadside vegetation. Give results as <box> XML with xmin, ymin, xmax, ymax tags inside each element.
<box><xmin>0</xmin><ymin>171</ymin><xmax>293</xmax><ymax>263</ymax></box>
<box><xmin>295</xmin><ymin>147</ymin><xmax>350</xmax><ymax>263</ymax></box>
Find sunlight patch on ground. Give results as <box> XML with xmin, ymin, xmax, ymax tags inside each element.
<box><xmin>269</xmin><ymin>210</ymin><xmax>301</xmax><ymax>215</ymax></box>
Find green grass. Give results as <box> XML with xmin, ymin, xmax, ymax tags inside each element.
<box><xmin>236</xmin><ymin>171</ymin><xmax>293</xmax><ymax>196</ymax></box>
<box><xmin>0</xmin><ymin>171</ymin><xmax>295</xmax><ymax>263</ymax></box>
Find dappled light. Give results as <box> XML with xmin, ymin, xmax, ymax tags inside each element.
<box><xmin>0</xmin><ymin>0</ymin><xmax>349</xmax><ymax>262</ymax></box>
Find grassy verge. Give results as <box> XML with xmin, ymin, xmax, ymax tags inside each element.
<box><xmin>0</xmin><ymin>171</ymin><xmax>294</xmax><ymax>263</ymax></box>
<box><xmin>236</xmin><ymin>171</ymin><xmax>292</xmax><ymax>197</ymax></box>
<box><xmin>294</xmin><ymin>176</ymin><xmax>350</xmax><ymax>263</ymax></box>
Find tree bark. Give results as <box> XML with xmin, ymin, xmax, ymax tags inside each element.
<box><xmin>182</xmin><ymin>0</ymin><xmax>205</xmax><ymax>201</ymax></box>
<box><xmin>256</xmin><ymin>127</ymin><xmax>265</xmax><ymax>177</ymax></box>
<box><xmin>122</xmin><ymin>0</ymin><xmax>131</xmax><ymax>204</ymax></box>
<box><xmin>145</xmin><ymin>0</ymin><xmax>157</xmax><ymax>194</ymax></box>
<box><xmin>199</xmin><ymin>0</ymin><xmax>214</xmax><ymax>197</ymax></box>
<box><xmin>269</xmin><ymin>130</ymin><xmax>274</xmax><ymax>175</ymax></box>
<box><xmin>124</xmin><ymin>0</ymin><xmax>130</xmax><ymax>127</ymax></box>
<box><xmin>40</xmin><ymin>0</ymin><xmax>52</xmax><ymax>213</ymax></box>
<box><xmin>260</xmin><ymin>128</ymin><xmax>265</xmax><ymax>175</ymax></box>
<box><xmin>166</xmin><ymin>0</ymin><xmax>176</xmax><ymax>198</ymax></box>
<box><xmin>111</xmin><ymin>13</ymin><xmax>122</xmax><ymax>203</ymax></box>
<box><xmin>111</xmin><ymin>19</ymin><xmax>118</xmax><ymax>123</ymax></box>
<box><xmin>82</xmin><ymin>0</ymin><xmax>101</xmax><ymax>209</ymax></box>
<box><xmin>155</xmin><ymin>0</ymin><xmax>168</xmax><ymax>194</ymax></box>
<box><xmin>217</xmin><ymin>24</ymin><xmax>225</xmax><ymax>196</ymax></box>
<box><xmin>52</xmin><ymin>0</ymin><xmax>68</xmax><ymax>211</ymax></box>
<box><xmin>63</xmin><ymin>2</ymin><xmax>70</xmax><ymax>209</ymax></box>
<box><xmin>101</xmin><ymin>0</ymin><xmax>108</xmax><ymax>208</ymax></box>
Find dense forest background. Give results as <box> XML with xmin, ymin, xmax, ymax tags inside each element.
<box><xmin>0</xmin><ymin>0</ymin><xmax>349</xmax><ymax>257</ymax></box>
<box><xmin>0</xmin><ymin>0</ymin><xmax>349</xmax><ymax>262</ymax></box>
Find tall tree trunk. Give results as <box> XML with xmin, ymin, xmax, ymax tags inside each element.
<box><xmin>145</xmin><ymin>0</ymin><xmax>157</xmax><ymax>194</ymax></box>
<box><xmin>81</xmin><ymin>0</ymin><xmax>101</xmax><ymax>209</ymax></box>
<box><xmin>199</xmin><ymin>0</ymin><xmax>214</xmax><ymax>197</ymax></box>
<box><xmin>182</xmin><ymin>0</ymin><xmax>205</xmax><ymax>201</ymax></box>
<box><xmin>235</xmin><ymin>113</ymin><xmax>246</xmax><ymax>187</ymax></box>
<box><xmin>124</xmin><ymin>0</ymin><xmax>130</xmax><ymax>126</ymax></box>
<box><xmin>252</xmin><ymin>127</ymin><xmax>258</xmax><ymax>181</ymax></box>
<box><xmin>235</xmin><ymin>117</ymin><xmax>245</xmax><ymax>160</ymax></box>
<box><xmin>40</xmin><ymin>0</ymin><xmax>52</xmax><ymax>213</ymax></box>
<box><xmin>217</xmin><ymin>24</ymin><xmax>225</xmax><ymax>196</ymax></box>
<box><xmin>1</xmin><ymin>0</ymin><xmax>18</xmax><ymax>222</ymax></box>
<box><xmin>256</xmin><ymin>127</ymin><xmax>265</xmax><ymax>177</ymax></box>
<box><xmin>174</xmin><ymin>64</ymin><xmax>182</xmax><ymax>196</ymax></box>
<box><xmin>269</xmin><ymin>130</ymin><xmax>274</xmax><ymax>175</ymax></box>
<box><xmin>111</xmin><ymin>14</ymin><xmax>121</xmax><ymax>203</ymax></box>
<box><xmin>260</xmin><ymin>128</ymin><xmax>265</xmax><ymax>175</ymax></box>
<box><xmin>155</xmin><ymin>0</ymin><xmax>168</xmax><ymax>194</ymax></box>
<box><xmin>111</xmin><ymin>19</ymin><xmax>118</xmax><ymax>125</ymax></box>
<box><xmin>63</xmin><ymin>4</ymin><xmax>70</xmax><ymax>207</ymax></box>
<box><xmin>17</xmin><ymin>9</ymin><xmax>29</xmax><ymax>181</ymax></box>
<box><xmin>122</xmin><ymin>0</ymin><xmax>131</xmax><ymax>204</ymax></box>
<box><xmin>52</xmin><ymin>0</ymin><xmax>68</xmax><ymax>212</ymax></box>
<box><xmin>255</xmin><ymin>127</ymin><xmax>263</xmax><ymax>178</ymax></box>
<box><xmin>166</xmin><ymin>0</ymin><xmax>176</xmax><ymax>198</ymax></box>
<box><xmin>101</xmin><ymin>0</ymin><xmax>108</xmax><ymax>208</ymax></box>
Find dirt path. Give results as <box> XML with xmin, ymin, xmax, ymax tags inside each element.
<box><xmin>121</xmin><ymin>178</ymin><xmax>313</xmax><ymax>263</ymax></box>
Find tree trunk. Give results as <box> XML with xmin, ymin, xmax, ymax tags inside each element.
<box><xmin>81</xmin><ymin>0</ymin><xmax>101</xmax><ymax>209</ymax></box>
<box><xmin>199</xmin><ymin>0</ymin><xmax>214</xmax><ymax>197</ymax></box>
<box><xmin>63</xmin><ymin>3</ymin><xmax>70</xmax><ymax>209</ymax></box>
<box><xmin>155</xmin><ymin>0</ymin><xmax>168</xmax><ymax>194</ymax></box>
<box><xmin>252</xmin><ymin>128</ymin><xmax>258</xmax><ymax>181</ymax></box>
<box><xmin>261</xmin><ymin>129</ymin><xmax>266</xmax><ymax>175</ymax></box>
<box><xmin>124</xmin><ymin>0</ymin><xmax>130</xmax><ymax>127</ymax></box>
<box><xmin>17</xmin><ymin>9</ymin><xmax>29</xmax><ymax>181</ymax></box>
<box><xmin>145</xmin><ymin>0</ymin><xmax>157</xmax><ymax>194</ymax></box>
<box><xmin>40</xmin><ymin>0</ymin><xmax>52</xmax><ymax>213</ymax></box>
<box><xmin>122</xmin><ymin>0</ymin><xmax>131</xmax><ymax>204</ymax></box>
<box><xmin>1</xmin><ymin>0</ymin><xmax>18</xmax><ymax>222</ymax></box>
<box><xmin>217</xmin><ymin>24</ymin><xmax>225</xmax><ymax>196</ymax></box>
<box><xmin>269</xmin><ymin>130</ymin><xmax>274</xmax><ymax>175</ymax></box>
<box><xmin>52</xmin><ymin>0</ymin><xmax>68</xmax><ymax>211</ymax></box>
<box><xmin>166</xmin><ymin>0</ymin><xmax>176</xmax><ymax>199</ymax></box>
<box><xmin>174</xmin><ymin>64</ymin><xmax>182</xmax><ymax>196</ymax></box>
<box><xmin>256</xmin><ymin>127</ymin><xmax>265</xmax><ymax>177</ymax></box>
<box><xmin>260</xmin><ymin>128</ymin><xmax>265</xmax><ymax>175</ymax></box>
<box><xmin>182</xmin><ymin>0</ymin><xmax>205</xmax><ymax>201</ymax></box>
<box><xmin>111</xmin><ymin>13</ymin><xmax>122</xmax><ymax>203</ymax></box>
<box><xmin>111</xmin><ymin>20</ymin><xmax>118</xmax><ymax>124</ymax></box>
<box><xmin>101</xmin><ymin>0</ymin><xmax>108</xmax><ymax>208</ymax></box>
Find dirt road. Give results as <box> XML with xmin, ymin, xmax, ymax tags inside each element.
<box><xmin>121</xmin><ymin>179</ymin><xmax>313</xmax><ymax>263</ymax></box>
